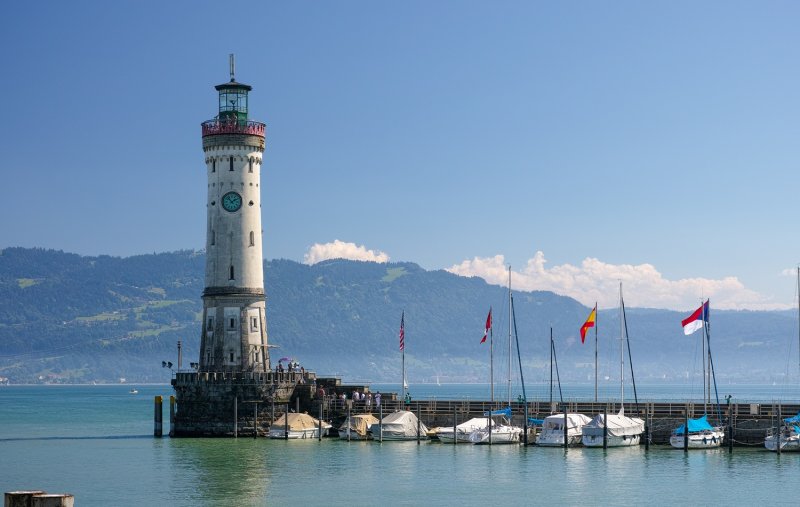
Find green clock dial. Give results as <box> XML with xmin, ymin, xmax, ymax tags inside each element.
<box><xmin>221</xmin><ymin>192</ymin><xmax>242</xmax><ymax>212</ymax></box>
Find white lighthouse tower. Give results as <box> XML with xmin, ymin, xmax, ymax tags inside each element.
<box><xmin>172</xmin><ymin>57</ymin><xmax>301</xmax><ymax>437</ymax></box>
<box><xmin>198</xmin><ymin>55</ymin><xmax>270</xmax><ymax>373</ymax></box>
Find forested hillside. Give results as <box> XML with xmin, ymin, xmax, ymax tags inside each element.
<box><xmin>0</xmin><ymin>248</ymin><xmax>795</xmax><ymax>385</ymax></box>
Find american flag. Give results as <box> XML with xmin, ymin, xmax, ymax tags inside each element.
<box><xmin>399</xmin><ymin>311</ymin><xmax>405</xmax><ymax>351</ymax></box>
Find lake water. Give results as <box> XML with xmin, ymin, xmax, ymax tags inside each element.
<box><xmin>2</xmin><ymin>384</ymin><xmax>800</xmax><ymax>506</ymax></box>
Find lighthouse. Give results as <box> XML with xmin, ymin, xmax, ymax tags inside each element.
<box><xmin>198</xmin><ymin>55</ymin><xmax>270</xmax><ymax>373</ymax></box>
<box><xmin>171</xmin><ymin>57</ymin><xmax>302</xmax><ymax>437</ymax></box>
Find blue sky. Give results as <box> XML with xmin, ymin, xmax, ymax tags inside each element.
<box><xmin>2</xmin><ymin>1</ymin><xmax>798</xmax><ymax>310</ymax></box>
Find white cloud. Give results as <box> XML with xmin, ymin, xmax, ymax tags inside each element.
<box><xmin>447</xmin><ymin>251</ymin><xmax>789</xmax><ymax>311</ymax></box>
<box><xmin>303</xmin><ymin>240</ymin><xmax>389</xmax><ymax>265</ymax></box>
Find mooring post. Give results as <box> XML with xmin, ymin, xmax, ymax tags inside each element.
<box><xmin>683</xmin><ymin>408</ymin><xmax>689</xmax><ymax>452</ymax></box>
<box><xmin>379</xmin><ymin>402</ymin><xmax>383</xmax><ymax>442</ymax></box>
<box><xmin>603</xmin><ymin>404</ymin><xmax>608</xmax><ymax>449</ymax></box>
<box><xmin>233</xmin><ymin>396</ymin><xmax>238</xmax><ymax>438</ymax></box>
<box><xmin>417</xmin><ymin>402</ymin><xmax>421</xmax><ymax>445</ymax></box>
<box><xmin>318</xmin><ymin>400</ymin><xmax>323</xmax><ymax>442</ymax></box>
<box><xmin>644</xmin><ymin>405</ymin><xmax>650</xmax><ymax>451</ymax></box>
<box><xmin>726</xmin><ymin>396</ymin><xmax>733</xmax><ymax>453</ymax></box>
<box><xmin>154</xmin><ymin>395</ymin><xmax>163</xmax><ymax>438</ymax></box>
<box><xmin>563</xmin><ymin>404</ymin><xmax>568</xmax><ymax>450</ymax></box>
<box><xmin>169</xmin><ymin>395</ymin><xmax>176</xmax><ymax>438</ymax></box>
<box><xmin>347</xmin><ymin>400</ymin><xmax>352</xmax><ymax>442</ymax></box>
<box><xmin>284</xmin><ymin>403</ymin><xmax>289</xmax><ymax>440</ymax></box>
<box><xmin>777</xmin><ymin>403</ymin><xmax>782</xmax><ymax>456</ymax></box>
<box><xmin>453</xmin><ymin>404</ymin><xmax>457</xmax><ymax>445</ymax></box>
<box><xmin>254</xmin><ymin>402</ymin><xmax>258</xmax><ymax>439</ymax></box>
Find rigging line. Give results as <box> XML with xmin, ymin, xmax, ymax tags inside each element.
<box><xmin>552</xmin><ymin>334</ymin><xmax>564</xmax><ymax>405</ymax></box>
<box><xmin>705</xmin><ymin>319</ymin><xmax>723</xmax><ymax>423</ymax></box>
<box><xmin>621</xmin><ymin>294</ymin><xmax>640</xmax><ymax>416</ymax></box>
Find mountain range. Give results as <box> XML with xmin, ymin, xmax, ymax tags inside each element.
<box><xmin>0</xmin><ymin>247</ymin><xmax>797</xmax><ymax>386</ymax></box>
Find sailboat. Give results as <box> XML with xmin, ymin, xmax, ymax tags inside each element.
<box><xmin>669</xmin><ymin>299</ymin><xmax>725</xmax><ymax>449</ymax></box>
<box><xmin>536</xmin><ymin>327</ymin><xmax>591</xmax><ymax>446</ymax></box>
<box><xmin>582</xmin><ymin>283</ymin><xmax>645</xmax><ymax>447</ymax></box>
<box><xmin>371</xmin><ymin>311</ymin><xmax>429</xmax><ymax>442</ymax></box>
<box><xmin>765</xmin><ymin>267</ymin><xmax>800</xmax><ymax>452</ymax></box>
<box><xmin>469</xmin><ymin>267</ymin><xmax>522</xmax><ymax>445</ymax></box>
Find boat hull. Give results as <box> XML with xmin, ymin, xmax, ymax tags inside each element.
<box><xmin>469</xmin><ymin>426</ymin><xmax>521</xmax><ymax>445</ymax></box>
<box><xmin>536</xmin><ymin>432</ymin><xmax>583</xmax><ymax>447</ymax></box>
<box><xmin>669</xmin><ymin>429</ymin><xmax>724</xmax><ymax>449</ymax></box>
<box><xmin>582</xmin><ymin>433</ymin><xmax>641</xmax><ymax>447</ymax></box>
<box><xmin>268</xmin><ymin>427</ymin><xmax>326</xmax><ymax>439</ymax></box>
<box><xmin>764</xmin><ymin>432</ymin><xmax>800</xmax><ymax>452</ymax></box>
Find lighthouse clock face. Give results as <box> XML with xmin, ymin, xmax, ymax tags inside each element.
<box><xmin>221</xmin><ymin>192</ymin><xmax>242</xmax><ymax>212</ymax></box>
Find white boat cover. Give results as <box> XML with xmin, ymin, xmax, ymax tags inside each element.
<box><xmin>339</xmin><ymin>414</ymin><xmax>380</xmax><ymax>436</ymax></box>
<box><xmin>440</xmin><ymin>417</ymin><xmax>495</xmax><ymax>434</ymax></box>
<box><xmin>272</xmin><ymin>412</ymin><xmax>328</xmax><ymax>432</ymax></box>
<box><xmin>542</xmin><ymin>413</ymin><xmax>592</xmax><ymax>433</ymax></box>
<box><xmin>373</xmin><ymin>410</ymin><xmax>429</xmax><ymax>437</ymax></box>
<box><xmin>584</xmin><ymin>410</ymin><xmax>644</xmax><ymax>437</ymax></box>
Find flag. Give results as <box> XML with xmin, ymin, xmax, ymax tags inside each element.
<box><xmin>681</xmin><ymin>300</ymin><xmax>709</xmax><ymax>335</ymax></box>
<box><xmin>580</xmin><ymin>305</ymin><xmax>596</xmax><ymax>344</ymax></box>
<box><xmin>481</xmin><ymin>308</ymin><xmax>492</xmax><ymax>344</ymax></box>
<box><xmin>399</xmin><ymin>311</ymin><xmax>405</xmax><ymax>351</ymax></box>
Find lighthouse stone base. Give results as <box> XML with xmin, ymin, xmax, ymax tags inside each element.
<box><xmin>171</xmin><ymin>371</ymin><xmax>307</xmax><ymax>437</ymax></box>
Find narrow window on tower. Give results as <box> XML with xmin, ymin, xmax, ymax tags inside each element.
<box><xmin>212</xmin><ymin>159</ymin><xmax>216</xmax><ymax>173</ymax></box>
<box><xmin>230</xmin><ymin>318</ymin><xmax>235</xmax><ymax>329</ymax></box>
<box><xmin>211</xmin><ymin>230</ymin><xmax>215</xmax><ymax>246</ymax></box>
<box><xmin>229</xmin><ymin>157</ymin><xmax>234</xmax><ymax>171</ymax></box>
<box><xmin>207</xmin><ymin>318</ymin><xmax>213</xmax><ymax>331</ymax></box>
<box><xmin>249</xmin><ymin>159</ymin><xmax>253</xmax><ymax>173</ymax></box>
<box><xmin>249</xmin><ymin>231</ymin><xmax>254</xmax><ymax>246</ymax></box>
<box><xmin>229</xmin><ymin>352</ymin><xmax>234</xmax><ymax>362</ymax></box>
<box><xmin>229</xmin><ymin>265</ymin><xmax>234</xmax><ymax>280</ymax></box>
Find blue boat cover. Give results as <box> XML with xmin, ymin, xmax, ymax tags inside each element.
<box><xmin>483</xmin><ymin>407</ymin><xmax>512</xmax><ymax>417</ymax></box>
<box><xmin>674</xmin><ymin>414</ymin><xmax>714</xmax><ymax>435</ymax></box>
<box><xmin>528</xmin><ymin>418</ymin><xmax>544</xmax><ymax>426</ymax></box>
<box><xmin>783</xmin><ymin>412</ymin><xmax>800</xmax><ymax>424</ymax></box>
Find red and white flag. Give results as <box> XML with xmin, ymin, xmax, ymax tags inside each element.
<box><xmin>480</xmin><ymin>308</ymin><xmax>492</xmax><ymax>344</ymax></box>
<box><xmin>399</xmin><ymin>311</ymin><xmax>405</xmax><ymax>351</ymax></box>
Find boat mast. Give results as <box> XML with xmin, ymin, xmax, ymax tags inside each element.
<box><xmin>619</xmin><ymin>282</ymin><xmax>625</xmax><ymax>409</ymax></box>
<box><xmin>401</xmin><ymin>311</ymin><xmax>406</xmax><ymax>403</ymax></box>
<box><xmin>702</xmin><ymin>298</ymin><xmax>707</xmax><ymax>413</ymax></box>
<box><xmin>549</xmin><ymin>326</ymin><xmax>553</xmax><ymax>411</ymax></box>
<box><xmin>797</xmin><ymin>267</ymin><xmax>799</xmax><ymax>379</ymax></box>
<box><xmin>508</xmin><ymin>266</ymin><xmax>512</xmax><ymax>407</ymax></box>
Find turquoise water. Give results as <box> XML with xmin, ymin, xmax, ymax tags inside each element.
<box><xmin>2</xmin><ymin>385</ymin><xmax>800</xmax><ymax>506</ymax></box>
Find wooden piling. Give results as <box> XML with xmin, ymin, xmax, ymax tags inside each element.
<box><xmin>777</xmin><ymin>404</ymin><xmax>782</xmax><ymax>456</ymax></box>
<box><xmin>5</xmin><ymin>491</ymin><xmax>45</xmax><ymax>507</ymax></box>
<box><xmin>30</xmin><ymin>494</ymin><xmax>74</xmax><ymax>507</ymax></box>
<box><xmin>683</xmin><ymin>409</ymin><xmax>689</xmax><ymax>452</ymax></box>
<box><xmin>233</xmin><ymin>396</ymin><xmax>238</xmax><ymax>438</ymax></box>
<box><xmin>602</xmin><ymin>404</ymin><xmax>608</xmax><ymax>449</ymax></box>
<box><xmin>153</xmin><ymin>396</ymin><xmax>163</xmax><ymax>438</ymax></box>
<box><xmin>416</xmin><ymin>402</ymin><xmax>421</xmax><ymax>445</ymax></box>
<box><xmin>563</xmin><ymin>405</ymin><xmax>568</xmax><ymax>450</ymax></box>
<box><xmin>169</xmin><ymin>395</ymin><xmax>175</xmax><ymax>438</ymax></box>
<box><xmin>452</xmin><ymin>404</ymin><xmax>457</xmax><ymax>445</ymax></box>
<box><xmin>284</xmin><ymin>403</ymin><xmax>289</xmax><ymax>440</ymax></box>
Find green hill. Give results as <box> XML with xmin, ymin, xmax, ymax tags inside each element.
<box><xmin>0</xmin><ymin>248</ymin><xmax>796</xmax><ymax>385</ymax></box>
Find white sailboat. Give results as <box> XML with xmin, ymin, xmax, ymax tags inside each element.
<box><xmin>583</xmin><ymin>282</ymin><xmax>644</xmax><ymax>447</ymax></box>
<box><xmin>670</xmin><ymin>299</ymin><xmax>725</xmax><ymax>449</ymax></box>
<box><xmin>535</xmin><ymin>328</ymin><xmax>590</xmax><ymax>447</ymax></box>
<box><xmin>765</xmin><ymin>267</ymin><xmax>800</xmax><ymax>452</ymax></box>
<box><xmin>469</xmin><ymin>267</ymin><xmax>522</xmax><ymax>445</ymax></box>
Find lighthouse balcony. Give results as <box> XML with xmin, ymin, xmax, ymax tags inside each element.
<box><xmin>201</xmin><ymin>118</ymin><xmax>265</xmax><ymax>138</ymax></box>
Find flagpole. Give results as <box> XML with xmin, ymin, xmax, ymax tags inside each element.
<box><xmin>490</xmin><ymin>306</ymin><xmax>494</xmax><ymax>406</ymax></box>
<box><xmin>594</xmin><ymin>302</ymin><xmax>598</xmax><ymax>403</ymax></box>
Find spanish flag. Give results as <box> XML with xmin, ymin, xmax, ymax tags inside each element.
<box><xmin>580</xmin><ymin>305</ymin><xmax>596</xmax><ymax>344</ymax></box>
